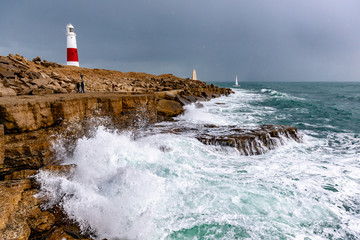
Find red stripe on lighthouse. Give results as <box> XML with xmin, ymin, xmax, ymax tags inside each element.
<box><xmin>67</xmin><ymin>48</ymin><xmax>79</xmax><ymax>62</ymax></box>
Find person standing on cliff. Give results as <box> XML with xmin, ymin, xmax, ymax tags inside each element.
<box><xmin>80</xmin><ymin>73</ymin><xmax>85</xmax><ymax>93</ymax></box>
<box><xmin>76</xmin><ymin>82</ymin><xmax>80</xmax><ymax>93</ymax></box>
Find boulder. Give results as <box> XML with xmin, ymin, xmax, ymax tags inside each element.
<box><xmin>32</xmin><ymin>56</ymin><xmax>41</xmax><ymax>63</ymax></box>
<box><xmin>25</xmin><ymin>70</ymin><xmax>41</xmax><ymax>80</ymax></box>
<box><xmin>47</xmin><ymin>228</ymin><xmax>78</xmax><ymax>240</ymax></box>
<box><xmin>31</xmin><ymin>77</ymin><xmax>51</xmax><ymax>88</ymax></box>
<box><xmin>41</xmin><ymin>61</ymin><xmax>62</xmax><ymax>68</ymax></box>
<box><xmin>30</xmin><ymin>88</ymin><xmax>54</xmax><ymax>95</ymax></box>
<box><xmin>196</xmin><ymin>125</ymin><xmax>301</xmax><ymax>155</ymax></box>
<box><xmin>0</xmin><ymin>87</ymin><xmax>17</xmax><ymax>97</ymax></box>
<box><xmin>0</xmin><ymin>69</ymin><xmax>15</xmax><ymax>79</ymax></box>
<box><xmin>47</xmin><ymin>84</ymin><xmax>68</xmax><ymax>93</ymax></box>
<box><xmin>157</xmin><ymin>99</ymin><xmax>183</xmax><ymax>117</ymax></box>
<box><xmin>176</xmin><ymin>96</ymin><xmax>191</xmax><ymax>106</ymax></box>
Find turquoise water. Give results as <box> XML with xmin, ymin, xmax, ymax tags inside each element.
<box><xmin>37</xmin><ymin>82</ymin><xmax>360</xmax><ymax>239</ymax></box>
<box><xmin>215</xmin><ymin>82</ymin><xmax>360</xmax><ymax>133</ymax></box>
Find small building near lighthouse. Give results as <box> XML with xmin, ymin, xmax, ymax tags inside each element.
<box><xmin>66</xmin><ymin>23</ymin><xmax>79</xmax><ymax>66</ymax></box>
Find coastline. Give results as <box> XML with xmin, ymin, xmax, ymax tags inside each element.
<box><xmin>0</xmin><ymin>54</ymin><xmax>233</xmax><ymax>239</ymax></box>
<box><xmin>0</xmin><ymin>54</ymin><xmax>301</xmax><ymax>239</ymax></box>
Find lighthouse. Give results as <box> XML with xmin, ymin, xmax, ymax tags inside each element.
<box><xmin>66</xmin><ymin>23</ymin><xmax>79</xmax><ymax>67</ymax></box>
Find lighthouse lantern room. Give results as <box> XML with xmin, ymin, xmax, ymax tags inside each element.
<box><xmin>66</xmin><ymin>23</ymin><xmax>79</xmax><ymax>66</ymax></box>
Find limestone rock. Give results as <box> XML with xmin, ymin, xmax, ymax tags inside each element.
<box><xmin>0</xmin><ymin>87</ymin><xmax>17</xmax><ymax>97</ymax></box>
<box><xmin>196</xmin><ymin>125</ymin><xmax>301</xmax><ymax>155</ymax></box>
<box><xmin>0</xmin><ymin>180</ymin><xmax>33</xmax><ymax>240</ymax></box>
<box><xmin>32</xmin><ymin>56</ymin><xmax>41</xmax><ymax>63</ymax></box>
<box><xmin>0</xmin><ymin>125</ymin><xmax>3</xmax><ymax>165</ymax></box>
<box><xmin>30</xmin><ymin>88</ymin><xmax>54</xmax><ymax>95</ymax></box>
<box><xmin>0</xmin><ymin>70</ymin><xmax>15</xmax><ymax>79</ymax></box>
<box><xmin>4</xmin><ymin>169</ymin><xmax>37</xmax><ymax>181</ymax></box>
<box><xmin>47</xmin><ymin>227</ymin><xmax>78</xmax><ymax>240</ymax></box>
<box><xmin>41</xmin><ymin>61</ymin><xmax>62</xmax><ymax>68</ymax></box>
<box><xmin>157</xmin><ymin>99</ymin><xmax>184</xmax><ymax>117</ymax></box>
<box><xmin>31</xmin><ymin>77</ymin><xmax>51</xmax><ymax>88</ymax></box>
<box><xmin>27</xmin><ymin>209</ymin><xmax>55</xmax><ymax>232</ymax></box>
<box><xmin>40</xmin><ymin>164</ymin><xmax>76</xmax><ymax>176</ymax></box>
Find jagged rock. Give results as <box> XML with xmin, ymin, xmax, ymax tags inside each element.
<box><xmin>157</xmin><ymin>99</ymin><xmax>184</xmax><ymax>117</ymax></box>
<box><xmin>41</xmin><ymin>61</ymin><xmax>62</xmax><ymax>68</ymax></box>
<box><xmin>30</xmin><ymin>88</ymin><xmax>54</xmax><ymax>95</ymax></box>
<box><xmin>164</xmin><ymin>92</ymin><xmax>177</xmax><ymax>101</ymax></box>
<box><xmin>4</xmin><ymin>169</ymin><xmax>38</xmax><ymax>181</ymax></box>
<box><xmin>0</xmin><ymin>57</ymin><xmax>11</xmax><ymax>65</ymax></box>
<box><xmin>196</xmin><ymin>125</ymin><xmax>301</xmax><ymax>155</ymax></box>
<box><xmin>2</xmin><ymin>133</ymin><xmax>53</xmax><ymax>177</ymax></box>
<box><xmin>0</xmin><ymin>125</ymin><xmax>3</xmax><ymax>165</ymax></box>
<box><xmin>0</xmin><ymin>155</ymin><xmax>63</xmax><ymax>239</ymax></box>
<box><xmin>32</xmin><ymin>56</ymin><xmax>41</xmax><ymax>63</ymax></box>
<box><xmin>31</xmin><ymin>77</ymin><xmax>51</xmax><ymax>88</ymax></box>
<box><xmin>0</xmin><ymin>88</ymin><xmax>17</xmax><ymax>97</ymax></box>
<box><xmin>0</xmin><ymin>69</ymin><xmax>15</xmax><ymax>79</ymax></box>
<box><xmin>40</xmin><ymin>164</ymin><xmax>76</xmax><ymax>176</ymax></box>
<box><xmin>0</xmin><ymin>179</ymin><xmax>46</xmax><ymax>240</ymax></box>
<box><xmin>68</xmin><ymin>83</ymin><xmax>76</xmax><ymax>90</ymax></box>
<box><xmin>26</xmin><ymin>70</ymin><xmax>41</xmax><ymax>80</ymax></box>
<box><xmin>47</xmin><ymin>84</ymin><xmax>68</xmax><ymax>93</ymax></box>
<box><xmin>47</xmin><ymin>228</ymin><xmax>78</xmax><ymax>240</ymax></box>
<box><xmin>28</xmin><ymin>209</ymin><xmax>55</xmax><ymax>233</ymax></box>
<box><xmin>182</xmin><ymin>95</ymin><xmax>197</xmax><ymax>103</ymax></box>
<box><xmin>18</xmin><ymin>89</ymin><xmax>32</xmax><ymax>96</ymax></box>
<box><xmin>195</xmin><ymin>102</ymin><xmax>204</xmax><ymax>108</ymax></box>
<box><xmin>176</xmin><ymin>96</ymin><xmax>191</xmax><ymax>106</ymax></box>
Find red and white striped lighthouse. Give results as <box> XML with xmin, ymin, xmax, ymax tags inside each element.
<box><xmin>66</xmin><ymin>23</ymin><xmax>79</xmax><ymax>66</ymax></box>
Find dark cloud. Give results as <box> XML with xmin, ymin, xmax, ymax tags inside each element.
<box><xmin>1</xmin><ymin>0</ymin><xmax>360</xmax><ymax>82</ymax></box>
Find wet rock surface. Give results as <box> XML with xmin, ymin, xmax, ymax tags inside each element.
<box><xmin>141</xmin><ymin>124</ymin><xmax>301</xmax><ymax>156</ymax></box>
<box><xmin>196</xmin><ymin>125</ymin><xmax>301</xmax><ymax>155</ymax></box>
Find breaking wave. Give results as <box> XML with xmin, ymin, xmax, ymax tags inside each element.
<box><xmin>36</xmin><ymin>83</ymin><xmax>360</xmax><ymax>239</ymax></box>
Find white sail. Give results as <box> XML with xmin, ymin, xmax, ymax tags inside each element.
<box><xmin>233</xmin><ymin>75</ymin><xmax>240</xmax><ymax>87</ymax></box>
<box><xmin>192</xmin><ymin>69</ymin><xmax>197</xmax><ymax>80</ymax></box>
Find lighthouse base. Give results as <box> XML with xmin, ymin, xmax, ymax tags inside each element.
<box><xmin>67</xmin><ymin>61</ymin><xmax>79</xmax><ymax>67</ymax></box>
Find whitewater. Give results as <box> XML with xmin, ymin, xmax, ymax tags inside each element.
<box><xmin>36</xmin><ymin>82</ymin><xmax>360</xmax><ymax>239</ymax></box>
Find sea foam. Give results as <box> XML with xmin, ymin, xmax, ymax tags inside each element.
<box><xmin>35</xmin><ymin>86</ymin><xmax>360</xmax><ymax>239</ymax></box>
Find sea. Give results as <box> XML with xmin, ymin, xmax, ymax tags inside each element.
<box><xmin>36</xmin><ymin>82</ymin><xmax>360</xmax><ymax>240</ymax></box>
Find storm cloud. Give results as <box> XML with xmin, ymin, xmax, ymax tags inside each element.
<box><xmin>1</xmin><ymin>0</ymin><xmax>360</xmax><ymax>82</ymax></box>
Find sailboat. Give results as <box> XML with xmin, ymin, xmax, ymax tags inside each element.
<box><xmin>233</xmin><ymin>75</ymin><xmax>240</xmax><ymax>87</ymax></box>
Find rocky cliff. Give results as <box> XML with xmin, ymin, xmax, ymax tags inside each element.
<box><xmin>0</xmin><ymin>53</ymin><xmax>235</xmax><ymax>240</ymax></box>
<box><xmin>0</xmin><ymin>54</ymin><xmax>230</xmax><ymax>97</ymax></box>
<box><xmin>0</xmin><ymin>54</ymin><xmax>300</xmax><ymax>240</ymax></box>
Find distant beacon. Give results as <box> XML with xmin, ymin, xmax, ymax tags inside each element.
<box><xmin>192</xmin><ymin>69</ymin><xmax>197</xmax><ymax>80</ymax></box>
<box><xmin>66</xmin><ymin>23</ymin><xmax>79</xmax><ymax>67</ymax></box>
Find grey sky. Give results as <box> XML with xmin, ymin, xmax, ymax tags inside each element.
<box><xmin>1</xmin><ymin>0</ymin><xmax>360</xmax><ymax>82</ymax></box>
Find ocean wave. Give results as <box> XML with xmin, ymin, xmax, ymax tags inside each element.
<box><xmin>35</xmin><ymin>83</ymin><xmax>360</xmax><ymax>239</ymax></box>
<box><xmin>35</xmin><ymin>125</ymin><xmax>360</xmax><ymax>239</ymax></box>
<box><xmin>260</xmin><ymin>88</ymin><xmax>306</xmax><ymax>101</ymax></box>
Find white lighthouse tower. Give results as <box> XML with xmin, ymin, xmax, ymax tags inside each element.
<box><xmin>66</xmin><ymin>23</ymin><xmax>79</xmax><ymax>66</ymax></box>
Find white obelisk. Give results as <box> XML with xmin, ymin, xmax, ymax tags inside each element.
<box><xmin>192</xmin><ymin>69</ymin><xmax>197</xmax><ymax>80</ymax></box>
<box><xmin>66</xmin><ymin>23</ymin><xmax>79</xmax><ymax>66</ymax></box>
